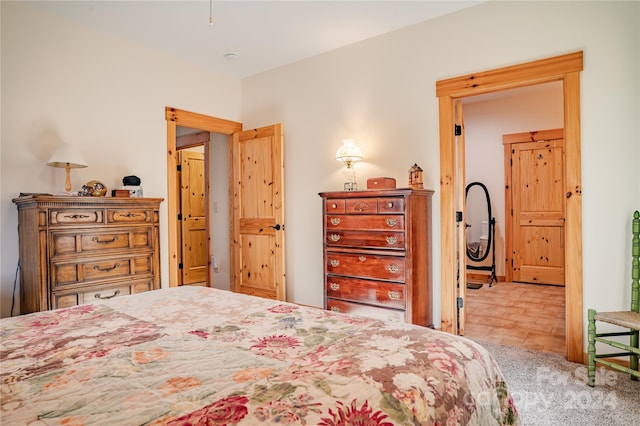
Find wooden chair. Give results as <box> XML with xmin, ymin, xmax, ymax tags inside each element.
<box><xmin>587</xmin><ymin>210</ymin><xmax>640</xmax><ymax>386</ymax></box>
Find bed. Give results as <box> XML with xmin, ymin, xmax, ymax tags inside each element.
<box><xmin>1</xmin><ymin>286</ymin><xmax>519</xmax><ymax>425</ymax></box>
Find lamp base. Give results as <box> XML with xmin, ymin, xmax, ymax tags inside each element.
<box><xmin>344</xmin><ymin>182</ymin><xmax>357</xmax><ymax>191</ymax></box>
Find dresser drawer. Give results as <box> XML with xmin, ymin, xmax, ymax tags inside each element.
<box><xmin>378</xmin><ymin>197</ymin><xmax>404</xmax><ymax>213</ymax></box>
<box><xmin>325</xmin><ymin>199</ymin><xmax>346</xmax><ymax>214</ymax></box>
<box><xmin>345</xmin><ymin>198</ymin><xmax>378</xmax><ymax>214</ymax></box>
<box><xmin>326</xmin><ymin>252</ymin><xmax>405</xmax><ymax>282</ymax></box>
<box><xmin>326</xmin><ymin>215</ymin><xmax>404</xmax><ymax>231</ymax></box>
<box><xmin>52</xmin><ymin>254</ymin><xmax>154</xmax><ymax>288</ymax></box>
<box><xmin>326</xmin><ymin>276</ymin><xmax>406</xmax><ymax>310</ymax></box>
<box><xmin>53</xmin><ymin>278</ymin><xmax>154</xmax><ymax>309</ymax></box>
<box><xmin>107</xmin><ymin>209</ymin><xmax>155</xmax><ymax>224</ymax></box>
<box><xmin>326</xmin><ymin>299</ymin><xmax>404</xmax><ymax>323</ymax></box>
<box><xmin>49</xmin><ymin>209</ymin><xmax>104</xmax><ymax>225</ymax></box>
<box><xmin>326</xmin><ymin>230</ymin><xmax>405</xmax><ymax>249</ymax></box>
<box><xmin>50</xmin><ymin>228</ymin><xmax>153</xmax><ymax>257</ymax></box>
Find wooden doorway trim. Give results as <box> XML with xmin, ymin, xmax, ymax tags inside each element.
<box><xmin>436</xmin><ymin>51</ymin><xmax>584</xmax><ymax>362</ymax></box>
<box><xmin>165</xmin><ymin>107</ymin><xmax>242</xmax><ymax>288</ymax></box>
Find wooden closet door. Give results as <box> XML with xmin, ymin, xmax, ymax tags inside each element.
<box><xmin>510</xmin><ymin>131</ymin><xmax>565</xmax><ymax>286</ymax></box>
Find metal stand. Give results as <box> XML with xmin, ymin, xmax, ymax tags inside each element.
<box><xmin>467</xmin><ymin>217</ymin><xmax>497</xmax><ymax>287</ymax></box>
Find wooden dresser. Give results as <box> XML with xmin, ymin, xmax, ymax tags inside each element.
<box><xmin>12</xmin><ymin>195</ymin><xmax>163</xmax><ymax>314</ymax></box>
<box><xmin>319</xmin><ymin>189</ymin><xmax>433</xmax><ymax>327</ymax></box>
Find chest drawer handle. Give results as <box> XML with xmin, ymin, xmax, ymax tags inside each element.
<box><xmin>330</xmin><ymin>306</ymin><xmax>341</xmax><ymax>313</ymax></box>
<box><xmin>329</xmin><ymin>234</ymin><xmax>341</xmax><ymax>242</ymax></box>
<box><xmin>386</xmin><ymin>236</ymin><xmax>398</xmax><ymax>245</ymax></box>
<box><xmin>388</xmin><ymin>291</ymin><xmax>401</xmax><ymax>300</ymax></box>
<box><xmin>329</xmin><ymin>259</ymin><xmax>340</xmax><ymax>267</ymax></box>
<box><xmin>329</xmin><ymin>282</ymin><xmax>340</xmax><ymax>291</ymax></box>
<box><xmin>385</xmin><ymin>264</ymin><xmax>400</xmax><ymax>273</ymax></box>
<box><xmin>385</xmin><ymin>218</ymin><xmax>398</xmax><ymax>227</ymax></box>
<box><xmin>331</xmin><ymin>203</ymin><xmax>338</xmax><ymax>209</ymax></box>
<box><xmin>358</xmin><ymin>256</ymin><xmax>367</xmax><ymax>262</ymax></box>
<box><xmin>330</xmin><ymin>218</ymin><xmax>341</xmax><ymax>226</ymax></box>
<box><xmin>387</xmin><ymin>202</ymin><xmax>394</xmax><ymax>208</ymax></box>
<box><xmin>92</xmin><ymin>236</ymin><xmax>118</xmax><ymax>244</ymax></box>
<box><xmin>121</xmin><ymin>213</ymin><xmax>142</xmax><ymax>218</ymax></box>
<box><xmin>93</xmin><ymin>263</ymin><xmax>119</xmax><ymax>272</ymax></box>
<box><xmin>65</xmin><ymin>214</ymin><xmax>90</xmax><ymax>219</ymax></box>
<box><xmin>94</xmin><ymin>290</ymin><xmax>120</xmax><ymax>300</ymax></box>
<box><xmin>355</xmin><ymin>202</ymin><xmax>370</xmax><ymax>212</ymax></box>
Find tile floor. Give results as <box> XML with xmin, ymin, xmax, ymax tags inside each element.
<box><xmin>463</xmin><ymin>280</ymin><xmax>566</xmax><ymax>355</ymax></box>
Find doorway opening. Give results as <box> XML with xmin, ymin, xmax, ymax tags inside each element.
<box><xmin>436</xmin><ymin>51</ymin><xmax>584</xmax><ymax>362</ymax></box>
<box><xmin>165</xmin><ymin>107</ymin><xmax>242</xmax><ymax>289</ymax></box>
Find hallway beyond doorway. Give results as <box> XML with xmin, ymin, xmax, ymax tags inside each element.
<box><xmin>463</xmin><ymin>281</ymin><xmax>565</xmax><ymax>355</ymax></box>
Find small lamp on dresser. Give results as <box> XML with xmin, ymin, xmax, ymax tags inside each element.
<box><xmin>335</xmin><ymin>139</ymin><xmax>363</xmax><ymax>191</ymax></box>
<box><xmin>47</xmin><ymin>143</ymin><xmax>88</xmax><ymax>194</ymax></box>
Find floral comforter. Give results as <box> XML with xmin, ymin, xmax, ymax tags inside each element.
<box><xmin>1</xmin><ymin>286</ymin><xmax>519</xmax><ymax>425</ymax></box>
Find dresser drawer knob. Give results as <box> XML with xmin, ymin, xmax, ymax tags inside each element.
<box><xmin>385</xmin><ymin>264</ymin><xmax>400</xmax><ymax>273</ymax></box>
<box><xmin>386</xmin><ymin>236</ymin><xmax>398</xmax><ymax>245</ymax></box>
<box><xmin>329</xmin><ymin>259</ymin><xmax>340</xmax><ymax>267</ymax></box>
<box><xmin>94</xmin><ymin>289</ymin><xmax>120</xmax><ymax>300</ymax></box>
<box><xmin>329</xmin><ymin>282</ymin><xmax>340</xmax><ymax>291</ymax></box>
<box><xmin>329</xmin><ymin>234</ymin><xmax>341</xmax><ymax>242</ymax></box>
<box><xmin>388</xmin><ymin>291</ymin><xmax>400</xmax><ymax>300</ymax></box>
<box><xmin>355</xmin><ymin>202</ymin><xmax>370</xmax><ymax>212</ymax></box>
<box><xmin>93</xmin><ymin>263</ymin><xmax>119</xmax><ymax>272</ymax></box>
<box><xmin>92</xmin><ymin>236</ymin><xmax>118</xmax><ymax>244</ymax></box>
<box><xmin>330</xmin><ymin>218</ymin><xmax>341</xmax><ymax>226</ymax></box>
<box><xmin>385</xmin><ymin>218</ymin><xmax>398</xmax><ymax>227</ymax></box>
<box><xmin>331</xmin><ymin>203</ymin><xmax>338</xmax><ymax>209</ymax></box>
<box><xmin>387</xmin><ymin>202</ymin><xmax>394</xmax><ymax>208</ymax></box>
<box><xmin>330</xmin><ymin>306</ymin><xmax>341</xmax><ymax>313</ymax></box>
<box><xmin>358</xmin><ymin>256</ymin><xmax>367</xmax><ymax>262</ymax></box>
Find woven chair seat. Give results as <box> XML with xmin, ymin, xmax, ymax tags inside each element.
<box><xmin>595</xmin><ymin>311</ymin><xmax>640</xmax><ymax>330</ymax></box>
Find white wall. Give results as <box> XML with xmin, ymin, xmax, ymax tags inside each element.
<box><xmin>241</xmin><ymin>0</ymin><xmax>640</xmax><ymax>333</ymax></box>
<box><xmin>0</xmin><ymin>1</ymin><xmax>241</xmax><ymax>316</ymax></box>
<box><xmin>463</xmin><ymin>82</ymin><xmax>564</xmax><ymax>276</ymax></box>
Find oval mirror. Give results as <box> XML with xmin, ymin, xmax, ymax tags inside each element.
<box><xmin>465</xmin><ymin>182</ymin><xmax>492</xmax><ymax>262</ymax></box>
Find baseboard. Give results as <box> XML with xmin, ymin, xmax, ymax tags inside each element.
<box><xmin>466</xmin><ymin>272</ymin><xmax>505</xmax><ymax>283</ymax></box>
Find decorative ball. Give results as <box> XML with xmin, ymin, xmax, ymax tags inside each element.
<box><xmin>83</xmin><ymin>180</ymin><xmax>107</xmax><ymax>197</ymax></box>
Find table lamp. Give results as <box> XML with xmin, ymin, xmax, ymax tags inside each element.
<box><xmin>47</xmin><ymin>143</ymin><xmax>88</xmax><ymax>194</ymax></box>
<box><xmin>335</xmin><ymin>139</ymin><xmax>362</xmax><ymax>191</ymax></box>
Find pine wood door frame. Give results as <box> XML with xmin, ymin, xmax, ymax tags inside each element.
<box><xmin>436</xmin><ymin>51</ymin><xmax>584</xmax><ymax>362</ymax></box>
<box><xmin>166</xmin><ymin>107</ymin><xmax>242</xmax><ymax>288</ymax></box>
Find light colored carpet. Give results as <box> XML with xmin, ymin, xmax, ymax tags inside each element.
<box><xmin>474</xmin><ymin>340</ymin><xmax>639</xmax><ymax>425</ymax></box>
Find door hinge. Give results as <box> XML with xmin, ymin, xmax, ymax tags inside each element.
<box><xmin>454</xmin><ymin>124</ymin><xmax>462</xmax><ymax>136</ymax></box>
<box><xmin>178</xmin><ymin>262</ymin><xmax>183</xmax><ymax>270</ymax></box>
<box><xmin>177</xmin><ymin>165</ymin><xmax>182</xmax><ymax>172</ymax></box>
<box><xmin>457</xmin><ymin>297</ymin><xmax>464</xmax><ymax>308</ymax></box>
<box><xmin>456</xmin><ymin>211</ymin><xmax>463</xmax><ymax>223</ymax></box>
<box><xmin>177</xmin><ymin>214</ymin><xmax>182</xmax><ymax>221</ymax></box>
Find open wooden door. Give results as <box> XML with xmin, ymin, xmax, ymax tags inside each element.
<box><xmin>230</xmin><ymin>124</ymin><xmax>286</xmax><ymax>301</ymax></box>
<box><xmin>455</xmin><ymin>100</ymin><xmax>468</xmax><ymax>335</ymax></box>
<box><xmin>179</xmin><ymin>150</ymin><xmax>208</xmax><ymax>286</ymax></box>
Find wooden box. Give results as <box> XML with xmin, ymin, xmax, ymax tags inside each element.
<box><xmin>367</xmin><ymin>177</ymin><xmax>396</xmax><ymax>189</ymax></box>
<box><xmin>112</xmin><ymin>189</ymin><xmax>131</xmax><ymax>197</ymax></box>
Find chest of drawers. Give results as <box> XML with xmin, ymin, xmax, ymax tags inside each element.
<box><xmin>319</xmin><ymin>189</ymin><xmax>433</xmax><ymax>326</ymax></box>
<box><xmin>12</xmin><ymin>195</ymin><xmax>163</xmax><ymax>314</ymax></box>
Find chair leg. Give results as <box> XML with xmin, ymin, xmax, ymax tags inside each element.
<box><xmin>632</xmin><ymin>329</ymin><xmax>639</xmax><ymax>381</ymax></box>
<box><xmin>587</xmin><ymin>309</ymin><xmax>597</xmax><ymax>386</ymax></box>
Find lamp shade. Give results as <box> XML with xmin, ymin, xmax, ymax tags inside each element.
<box><xmin>335</xmin><ymin>139</ymin><xmax>362</xmax><ymax>165</ymax></box>
<box><xmin>47</xmin><ymin>143</ymin><xmax>88</xmax><ymax>169</ymax></box>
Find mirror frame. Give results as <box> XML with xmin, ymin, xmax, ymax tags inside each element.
<box><xmin>465</xmin><ymin>181</ymin><xmax>492</xmax><ymax>262</ymax></box>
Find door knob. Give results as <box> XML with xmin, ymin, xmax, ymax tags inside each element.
<box><xmin>269</xmin><ymin>224</ymin><xmax>281</xmax><ymax>231</ymax></box>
